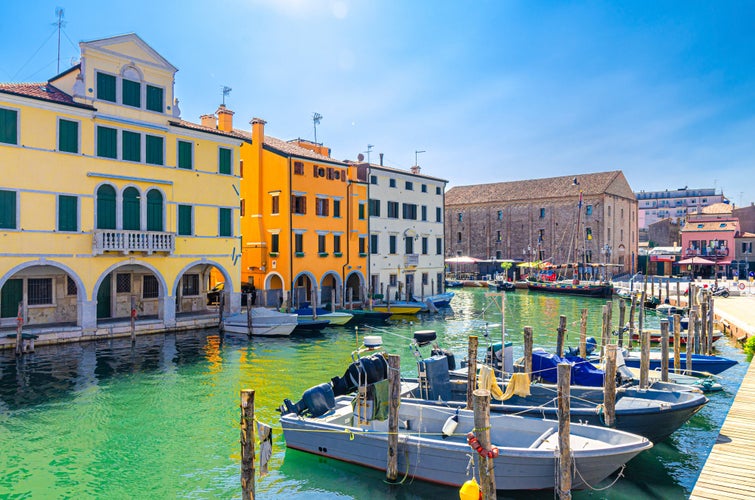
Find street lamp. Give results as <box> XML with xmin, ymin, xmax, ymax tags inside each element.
<box><xmin>601</xmin><ymin>244</ymin><xmax>612</xmax><ymax>281</ymax></box>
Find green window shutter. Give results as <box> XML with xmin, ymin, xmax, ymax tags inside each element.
<box><xmin>358</xmin><ymin>204</ymin><xmax>365</xmax><ymax>220</ymax></box>
<box><xmin>0</xmin><ymin>190</ymin><xmax>17</xmax><ymax>229</ymax></box>
<box><xmin>178</xmin><ymin>140</ymin><xmax>192</xmax><ymax>169</ymax></box>
<box><xmin>146</xmin><ymin>190</ymin><xmax>164</xmax><ymax>231</ymax></box>
<box><xmin>58</xmin><ymin>195</ymin><xmax>77</xmax><ymax>231</ymax></box>
<box><xmin>219</xmin><ymin>208</ymin><xmax>232</xmax><ymax>237</ymax></box>
<box><xmin>178</xmin><ymin>205</ymin><xmax>192</xmax><ymax>235</ymax></box>
<box><xmin>58</xmin><ymin>119</ymin><xmax>78</xmax><ymax>153</ymax></box>
<box><xmin>146</xmin><ymin>85</ymin><xmax>163</xmax><ymax>112</ymax></box>
<box><xmin>96</xmin><ymin>185</ymin><xmax>116</xmax><ymax>229</ymax></box>
<box><xmin>122</xmin><ymin>79</ymin><xmax>141</xmax><ymax>107</ymax></box>
<box><xmin>96</xmin><ymin>72</ymin><xmax>116</xmax><ymax>102</ymax></box>
<box><xmin>0</xmin><ymin>108</ymin><xmax>18</xmax><ymax>145</ymax></box>
<box><xmin>146</xmin><ymin>135</ymin><xmax>164</xmax><ymax>165</ymax></box>
<box><xmin>122</xmin><ymin>131</ymin><xmax>141</xmax><ymax>162</ymax></box>
<box><xmin>122</xmin><ymin>187</ymin><xmax>140</xmax><ymax>230</ymax></box>
<box><xmin>218</xmin><ymin>148</ymin><xmax>232</xmax><ymax>174</ymax></box>
<box><xmin>97</xmin><ymin>127</ymin><xmax>117</xmax><ymax>158</ymax></box>
<box><xmin>271</xmin><ymin>233</ymin><xmax>279</xmax><ymax>253</ymax></box>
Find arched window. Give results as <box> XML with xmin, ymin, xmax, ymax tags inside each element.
<box><xmin>96</xmin><ymin>185</ymin><xmax>116</xmax><ymax>229</ymax></box>
<box><xmin>123</xmin><ymin>187</ymin><xmax>140</xmax><ymax>230</ymax></box>
<box><xmin>147</xmin><ymin>189</ymin><xmax>164</xmax><ymax>231</ymax></box>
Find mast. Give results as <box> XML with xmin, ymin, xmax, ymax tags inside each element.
<box><xmin>573</xmin><ymin>178</ymin><xmax>582</xmax><ymax>281</ymax></box>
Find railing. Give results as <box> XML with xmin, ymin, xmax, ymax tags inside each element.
<box><xmin>93</xmin><ymin>230</ymin><xmax>175</xmax><ymax>255</ymax></box>
<box><xmin>404</xmin><ymin>254</ymin><xmax>419</xmax><ymax>267</ymax></box>
<box><xmin>684</xmin><ymin>247</ymin><xmax>729</xmax><ymax>258</ymax></box>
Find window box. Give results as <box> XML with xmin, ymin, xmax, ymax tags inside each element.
<box><xmin>333</xmin><ymin>252</ymin><xmax>343</xmax><ymax>258</ymax></box>
<box><xmin>318</xmin><ymin>252</ymin><xmax>329</xmax><ymax>257</ymax></box>
<box><xmin>269</xmin><ymin>252</ymin><xmax>279</xmax><ymax>257</ymax></box>
<box><xmin>295</xmin><ymin>252</ymin><xmax>305</xmax><ymax>257</ymax></box>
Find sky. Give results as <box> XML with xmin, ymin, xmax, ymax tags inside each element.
<box><xmin>2</xmin><ymin>1</ymin><xmax>754</xmax><ymax>206</ymax></box>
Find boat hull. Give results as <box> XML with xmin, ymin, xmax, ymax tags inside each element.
<box><xmin>527</xmin><ymin>281</ymin><xmax>613</xmax><ymax>298</ymax></box>
<box><xmin>371</xmin><ymin>305</ymin><xmax>423</xmax><ymax>315</ymax></box>
<box><xmin>222</xmin><ymin>310</ymin><xmax>297</xmax><ymax>337</ymax></box>
<box><xmin>621</xmin><ymin>352</ymin><xmax>737</xmax><ymax>375</ymax></box>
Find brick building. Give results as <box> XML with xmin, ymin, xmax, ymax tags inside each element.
<box><xmin>445</xmin><ymin>171</ymin><xmax>638</xmax><ymax>277</ymax></box>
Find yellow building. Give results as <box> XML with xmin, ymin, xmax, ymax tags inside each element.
<box><xmin>235</xmin><ymin>118</ymin><xmax>368</xmax><ymax>307</ymax></box>
<box><xmin>0</xmin><ymin>34</ymin><xmax>243</xmax><ymax>337</ymax></box>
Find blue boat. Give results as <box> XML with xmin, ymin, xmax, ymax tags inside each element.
<box><xmin>619</xmin><ymin>351</ymin><xmax>737</xmax><ymax>376</ymax></box>
<box><xmin>424</xmin><ymin>292</ymin><xmax>454</xmax><ymax>308</ymax></box>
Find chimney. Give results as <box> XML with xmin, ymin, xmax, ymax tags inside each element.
<box><xmin>251</xmin><ymin>117</ymin><xmax>266</xmax><ymax>144</ymax></box>
<box><xmin>410</xmin><ymin>165</ymin><xmax>421</xmax><ymax>174</ymax></box>
<box><xmin>200</xmin><ymin>113</ymin><xmax>216</xmax><ymax>129</ymax></box>
<box><xmin>379</xmin><ymin>153</ymin><xmax>384</xmax><ymax>166</ymax></box>
<box><xmin>216</xmin><ymin>104</ymin><xmax>234</xmax><ymax>132</ymax></box>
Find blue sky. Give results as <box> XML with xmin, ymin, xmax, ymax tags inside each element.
<box><xmin>2</xmin><ymin>1</ymin><xmax>754</xmax><ymax>206</ymax></box>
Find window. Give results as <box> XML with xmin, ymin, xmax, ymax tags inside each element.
<box><xmin>402</xmin><ymin>203</ymin><xmax>417</xmax><ymax>220</ymax></box>
<box><xmin>122</xmin><ymin>79</ymin><xmax>141</xmax><ymax>108</ymax></box>
<box><xmin>178</xmin><ymin>205</ymin><xmax>193</xmax><ymax>235</ymax></box>
<box><xmin>271</xmin><ymin>233</ymin><xmax>280</xmax><ymax>253</ymax></box>
<box><xmin>145</xmin><ymin>135</ymin><xmax>164</xmax><ymax>165</ymax></box>
<box><xmin>608</xmin><ymin>206</ymin><xmax>612</xmax><ymax>217</ymax></box>
<box><xmin>333</xmin><ymin>234</ymin><xmax>341</xmax><ymax>254</ymax></box>
<box><xmin>28</xmin><ymin>278</ymin><xmax>53</xmax><ymax>306</ymax></box>
<box><xmin>370</xmin><ymin>175</ymin><xmax>377</xmax><ymax>184</ymax></box>
<box><xmin>146</xmin><ymin>85</ymin><xmax>163</xmax><ymax>113</ymax></box>
<box><xmin>389</xmin><ymin>274</ymin><xmax>397</xmax><ymax>287</ymax></box>
<box><xmin>458</xmin><ymin>213</ymin><xmax>463</xmax><ymax>222</ymax></box>
<box><xmin>422</xmin><ymin>237</ymin><xmax>428</xmax><ymax>254</ymax></box>
<box><xmin>295</xmin><ymin>233</ymin><xmax>304</xmax><ymax>253</ymax></box>
<box><xmin>436</xmin><ymin>186</ymin><xmax>441</xmax><ymax>195</ymax></box>
<box><xmin>389</xmin><ymin>178</ymin><xmax>396</xmax><ymax>188</ymax></box>
<box><xmin>294</xmin><ymin>161</ymin><xmax>304</xmax><ymax>175</ymax></box>
<box><xmin>143</xmin><ymin>275</ymin><xmax>159</xmax><ymax>299</ymax></box>
<box><xmin>387</xmin><ymin>201</ymin><xmax>399</xmax><ymax>219</ymax></box>
<box><xmin>359</xmin><ymin>236</ymin><xmax>367</xmax><ymax>255</ymax></box>
<box><xmin>67</xmin><ymin>276</ymin><xmax>77</xmax><ymax>296</ymax></box>
<box><xmin>97</xmin><ymin>126</ymin><xmax>118</xmax><ymax>158</ymax></box>
<box><xmin>122</xmin><ymin>131</ymin><xmax>141</xmax><ymax>162</ymax></box>
<box><xmin>96</xmin><ymin>185</ymin><xmax>116</xmax><ymax>229</ymax></box>
<box><xmin>178</xmin><ymin>140</ymin><xmax>193</xmax><ymax>169</ymax></box>
<box><xmin>405</xmin><ymin>181</ymin><xmax>413</xmax><ymax>190</ymax></box>
<box><xmin>122</xmin><ymin>187</ymin><xmax>140</xmax><ymax>230</ymax></box>
<box><xmin>369</xmin><ymin>199</ymin><xmax>380</xmax><ymax>217</ymax></box>
<box><xmin>318</xmin><ymin>234</ymin><xmax>327</xmax><ymax>254</ymax></box>
<box><xmin>271</xmin><ymin>194</ymin><xmax>280</xmax><ymax>215</ymax></box>
<box><xmin>358</xmin><ymin>203</ymin><xmax>366</xmax><ymax>220</ymax></box>
<box><xmin>370</xmin><ymin>234</ymin><xmax>379</xmax><ymax>254</ymax></box>
<box><xmin>539</xmin><ymin>208</ymin><xmax>545</xmax><ymax>218</ymax></box>
<box><xmin>405</xmin><ymin>236</ymin><xmax>414</xmax><ymax>254</ymax></box>
<box><xmin>116</xmin><ymin>273</ymin><xmax>131</xmax><ymax>293</ymax></box>
<box><xmin>0</xmin><ymin>107</ymin><xmax>18</xmax><ymax>145</ymax></box>
<box><xmin>333</xmin><ymin>199</ymin><xmax>341</xmax><ymax>217</ymax></box>
<box><xmin>58</xmin><ymin>119</ymin><xmax>78</xmax><ymax>153</ymax></box>
<box><xmin>436</xmin><ymin>237</ymin><xmax>442</xmax><ymax>255</ymax></box>
<box><xmin>422</xmin><ymin>273</ymin><xmax>428</xmax><ymax>285</ymax></box>
<box><xmin>219</xmin><ymin>147</ymin><xmax>232</xmax><ymax>174</ymax></box>
<box><xmin>58</xmin><ymin>195</ymin><xmax>77</xmax><ymax>232</ymax></box>
<box><xmin>421</xmin><ymin>206</ymin><xmax>427</xmax><ymax>221</ymax></box>
<box><xmin>496</xmin><ymin>250</ymin><xmax>502</xmax><ymax>259</ymax></box>
<box><xmin>316</xmin><ymin>198</ymin><xmax>330</xmax><ymax>216</ymax></box>
<box><xmin>292</xmin><ymin>195</ymin><xmax>307</xmax><ymax>214</ymax></box>
<box><xmin>436</xmin><ymin>207</ymin><xmax>442</xmax><ymax>222</ymax></box>
<box><xmin>389</xmin><ymin>235</ymin><xmax>397</xmax><ymax>254</ymax></box>
<box><xmin>219</xmin><ymin>208</ymin><xmax>232</xmax><ymax>237</ymax></box>
<box><xmin>421</xmin><ymin>184</ymin><xmax>427</xmax><ymax>193</ymax></box>
<box><xmin>146</xmin><ymin>190</ymin><xmax>163</xmax><ymax>231</ymax></box>
<box><xmin>182</xmin><ymin>274</ymin><xmax>199</xmax><ymax>296</ymax></box>
<box><xmin>496</xmin><ymin>231</ymin><xmax>502</xmax><ymax>242</ymax></box>
<box><xmin>497</xmin><ymin>210</ymin><xmax>503</xmax><ymax>220</ymax></box>
<box><xmin>586</xmin><ymin>227</ymin><xmax>592</xmax><ymax>240</ymax></box>
<box><xmin>457</xmin><ymin>232</ymin><xmax>462</xmax><ymax>243</ymax></box>
<box><xmin>0</xmin><ymin>190</ymin><xmax>17</xmax><ymax>229</ymax></box>
<box><xmin>96</xmin><ymin>72</ymin><xmax>116</xmax><ymax>102</ymax></box>
<box><xmin>586</xmin><ymin>205</ymin><xmax>593</xmax><ymax>216</ymax></box>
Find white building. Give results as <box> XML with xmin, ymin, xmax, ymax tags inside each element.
<box><xmin>636</xmin><ymin>187</ymin><xmax>726</xmax><ymax>229</ymax></box>
<box><xmin>358</xmin><ymin>163</ymin><xmax>447</xmax><ymax>301</ymax></box>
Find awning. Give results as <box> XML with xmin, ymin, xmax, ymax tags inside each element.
<box><xmin>717</xmin><ymin>260</ymin><xmax>732</xmax><ymax>265</ymax></box>
<box><xmin>445</xmin><ymin>256</ymin><xmax>480</xmax><ymax>264</ymax></box>
<box><xmin>677</xmin><ymin>257</ymin><xmax>716</xmax><ymax>265</ymax></box>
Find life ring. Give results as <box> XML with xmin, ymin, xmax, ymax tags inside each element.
<box><xmin>739</xmin><ymin>282</ymin><xmax>746</xmax><ymax>290</ymax></box>
<box><xmin>467</xmin><ymin>432</ymin><xmax>499</xmax><ymax>459</ymax></box>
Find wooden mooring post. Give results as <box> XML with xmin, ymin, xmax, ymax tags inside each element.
<box><xmin>246</xmin><ymin>293</ymin><xmax>253</xmax><ymax>337</ymax></box>
<box><xmin>617</xmin><ymin>299</ymin><xmax>626</xmax><ymax>348</ymax></box>
<box><xmin>386</xmin><ymin>354</ymin><xmax>400</xmax><ymax>481</ymax></box>
<box><xmin>601</xmin><ymin>305</ymin><xmax>609</xmax><ymax>358</ymax></box>
<box><xmin>640</xmin><ymin>326</ymin><xmax>650</xmax><ymax>389</ymax></box>
<box><xmin>557</xmin><ymin>363</ymin><xmax>572</xmax><ymax>499</ymax></box>
<box><xmin>219</xmin><ymin>293</ymin><xmax>226</xmax><ymax>331</ymax></box>
<box><xmin>240</xmin><ymin>389</ymin><xmax>255</xmax><ymax>500</ymax></box>
<box><xmin>556</xmin><ymin>315</ymin><xmax>567</xmax><ymax>357</ymax></box>
<box><xmin>130</xmin><ymin>295</ymin><xmax>137</xmax><ymax>343</ymax></box>
<box><xmin>660</xmin><ymin>319</ymin><xmax>669</xmax><ymax>382</ymax></box>
<box><xmin>473</xmin><ymin>389</ymin><xmax>496</xmax><ymax>497</ymax></box>
<box><xmin>700</xmin><ymin>294</ymin><xmax>709</xmax><ymax>355</ymax></box>
<box><xmin>605</xmin><ymin>300</ymin><xmax>613</xmax><ymax>346</ymax></box>
<box><xmin>673</xmin><ymin>314</ymin><xmax>681</xmax><ymax>374</ymax></box>
<box><xmin>579</xmin><ymin>310</ymin><xmax>588</xmax><ymax>358</ymax></box>
<box><xmin>665</xmin><ymin>278</ymin><xmax>670</xmax><ymax>304</ymax></box>
<box><xmin>604</xmin><ymin>344</ymin><xmax>617</xmax><ymax>427</ymax></box>
<box><xmin>524</xmin><ymin>326</ymin><xmax>533</xmax><ymax>376</ymax></box>
<box><xmin>707</xmin><ymin>294</ymin><xmax>715</xmax><ymax>355</ymax></box>
<box><xmin>628</xmin><ymin>294</ymin><xmax>636</xmax><ymax>350</ymax></box>
<box><xmin>15</xmin><ymin>301</ymin><xmax>23</xmax><ymax>356</ymax></box>
<box><xmin>676</xmin><ymin>281</ymin><xmax>681</xmax><ymax>306</ymax></box>
<box><xmin>467</xmin><ymin>335</ymin><xmax>478</xmax><ymax>409</ymax></box>
<box><xmin>686</xmin><ymin>307</ymin><xmax>696</xmax><ymax>375</ymax></box>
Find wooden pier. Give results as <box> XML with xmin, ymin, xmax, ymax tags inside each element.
<box><xmin>690</xmin><ymin>350</ymin><xmax>755</xmax><ymax>499</ymax></box>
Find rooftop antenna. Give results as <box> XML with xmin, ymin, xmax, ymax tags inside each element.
<box><xmin>53</xmin><ymin>7</ymin><xmax>65</xmax><ymax>74</ymax></box>
<box><xmin>312</xmin><ymin>112</ymin><xmax>322</xmax><ymax>143</ymax></box>
<box><xmin>414</xmin><ymin>149</ymin><xmax>426</xmax><ymax>166</ymax></box>
<box><xmin>364</xmin><ymin>144</ymin><xmax>374</xmax><ymax>163</ymax></box>
<box><xmin>221</xmin><ymin>86</ymin><xmax>232</xmax><ymax>105</ymax></box>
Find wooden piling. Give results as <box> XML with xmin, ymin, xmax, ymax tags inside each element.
<box><xmin>557</xmin><ymin>363</ymin><xmax>572</xmax><ymax>499</ymax></box>
<box><xmin>347</xmin><ymin>288</ymin><xmax>353</xmax><ymax>310</ymax></box>
<box><xmin>686</xmin><ymin>307</ymin><xmax>695</xmax><ymax>375</ymax></box>
<box><xmin>601</xmin><ymin>305</ymin><xmax>609</xmax><ymax>358</ymax></box>
<box><xmin>640</xmin><ymin>326</ymin><xmax>650</xmax><ymax>389</ymax></box>
<box><xmin>707</xmin><ymin>294</ymin><xmax>715</xmax><ymax>355</ymax></box>
<box><xmin>467</xmin><ymin>335</ymin><xmax>478</xmax><ymax>410</ymax></box>
<box><xmin>524</xmin><ymin>326</ymin><xmax>533</xmax><ymax>376</ymax></box>
<box><xmin>386</xmin><ymin>355</ymin><xmax>400</xmax><ymax>481</ymax></box>
<box><xmin>331</xmin><ymin>289</ymin><xmax>336</xmax><ymax>313</ymax></box>
<box><xmin>219</xmin><ymin>293</ymin><xmax>225</xmax><ymax>330</ymax></box>
<box><xmin>638</xmin><ymin>291</ymin><xmax>646</xmax><ymax>351</ymax></box>
<box><xmin>618</xmin><ymin>299</ymin><xmax>626</xmax><ymax>348</ymax></box>
<box><xmin>579</xmin><ymin>310</ymin><xmax>588</xmax><ymax>358</ymax></box>
<box><xmin>660</xmin><ymin>319</ymin><xmax>669</xmax><ymax>382</ymax></box>
<box><xmin>604</xmin><ymin>344</ymin><xmax>617</xmax><ymax>427</ymax></box>
<box><xmin>311</xmin><ymin>287</ymin><xmax>318</xmax><ymax>320</ymax></box>
<box><xmin>693</xmin><ymin>305</ymin><xmax>701</xmax><ymax>355</ymax></box>
<box><xmin>665</xmin><ymin>278</ymin><xmax>670</xmax><ymax>304</ymax></box>
<box><xmin>240</xmin><ymin>389</ymin><xmax>255</xmax><ymax>500</ymax></box>
<box><xmin>700</xmin><ymin>293</ymin><xmax>709</xmax><ymax>355</ymax></box>
<box><xmin>673</xmin><ymin>314</ymin><xmax>681</xmax><ymax>374</ymax></box>
<box><xmin>473</xmin><ymin>389</ymin><xmax>496</xmax><ymax>497</ymax></box>
<box><xmin>556</xmin><ymin>315</ymin><xmax>567</xmax><ymax>357</ymax></box>
<box><xmin>650</xmin><ymin>277</ymin><xmax>655</xmax><ymax>302</ymax></box>
<box><xmin>605</xmin><ymin>300</ymin><xmax>613</xmax><ymax>347</ymax></box>
<box><xmin>246</xmin><ymin>294</ymin><xmax>253</xmax><ymax>337</ymax></box>
<box><xmin>15</xmin><ymin>302</ymin><xmax>23</xmax><ymax>356</ymax></box>
<box><xmin>628</xmin><ymin>294</ymin><xmax>636</xmax><ymax>350</ymax></box>
<box><xmin>676</xmin><ymin>281</ymin><xmax>681</xmax><ymax>307</ymax></box>
<box><xmin>130</xmin><ymin>295</ymin><xmax>136</xmax><ymax>343</ymax></box>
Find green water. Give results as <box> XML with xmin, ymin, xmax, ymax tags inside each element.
<box><xmin>0</xmin><ymin>288</ymin><xmax>747</xmax><ymax>499</ymax></box>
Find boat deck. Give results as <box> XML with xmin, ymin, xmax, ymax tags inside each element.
<box><xmin>690</xmin><ymin>358</ymin><xmax>755</xmax><ymax>499</ymax></box>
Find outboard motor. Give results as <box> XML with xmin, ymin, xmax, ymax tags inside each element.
<box><xmin>280</xmin><ymin>383</ymin><xmax>336</xmax><ymax>417</ymax></box>
<box><xmin>330</xmin><ymin>354</ymin><xmax>388</xmax><ymax>396</ymax></box>
<box><xmin>431</xmin><ymin>348</ymin><xmax>457</xmax><ymax>370</ymax></box>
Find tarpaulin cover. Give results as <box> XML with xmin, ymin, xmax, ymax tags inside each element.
<box><xmin>530</xmin><ymin>351</ymin><xmax>605</xmax><ymax>387</ymax></box>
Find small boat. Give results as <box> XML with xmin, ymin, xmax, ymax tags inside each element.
<box><xmin>292</xmin><ymin>307</ymin><xmax>354</xmax><ymax>326</ymax></box>
<box><xmin>488</xmin><ymin>280</ymin><xmax>516</xmax><ymax>291</ymax></box>
<box><xmin>294</xmin><ymin>318</ymin><xmax>331</xmax><ymax>332</ymax></box>
<box><xmin>281</xmin><ymin>388</ymin><xmax>652</xmax><ymax>491</ymax></box>
<box><xmin>444</xmin><ymin>279</ymin><xmax>463</xmax><ymax>288</ymax></box>
<box><xmin>334</xmin><ymin>309</ymin><xmax>392</xmax><ymax>323</ymax></box>
<box><xmin>424</xmin><ymin>292</ymin><xmax>454</xmax><ymax>308</ymax></box>
<box><xmin>222</xmin><ymin>307</ymin><xmax>298</xmax><ymax>337</ymax></box>
<box><xmin>654</xmin><ymin>303</ymin><xmax>688</xmax><ymax>315</ymax></box>
<box><xmin>629</xmin><ymin>328</ymin><xmax>723</xmax><ymax>345</ymax></box>
<box><xmin>371</xmin><ymin>303</ymin><xmax>423</xmax><ymax>315</ymax></box>
<box><xmin>617</xmin><ymin>350</ymin><xmax>737</xmax><ymax>376</ymax></box>
<box><xmin>527</xmin><ymin>280</ymin><xmax>613</xmax><ymax>298</ymax></box>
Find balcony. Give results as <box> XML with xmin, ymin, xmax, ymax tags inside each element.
<box><xmin>684</xmin><ymin>247</ymin><xmax>729</xmax><ymax>259</ymax></box>
<box><xmin>404</xmin><ymin>254</ymin><xmax>419</xmax><ymax>267</ymax></box>
<box><xmin>93</xmin><ymin>230</ymin><xmax>175</xmax><ymax>255</ymax></box>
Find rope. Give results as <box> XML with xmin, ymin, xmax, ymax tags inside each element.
<box><xmin>571</xmin><ymin>452</ymin><xmax>627</xmax><ymax>491</ymax></box>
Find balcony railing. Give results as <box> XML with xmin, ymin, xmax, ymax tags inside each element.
<box><xmin>93</xmin><ymin>230</ymin><xmax>175</xmax><ymax>255</ymax></box>
<box><xmin>684</xmin><ymin>247</ymin><xmax>729</xmax><ymax>259</ymax></box>
<box><xmin>405</xmin><ymin>254</ymin><xmax>419</xmax><ymax>267</ymax></box>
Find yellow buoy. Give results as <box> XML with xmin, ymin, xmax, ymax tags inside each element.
<box><xmin>459</xmin><ymin>477</ymin><xmax>481</xmax><ymax>500</ymax></box>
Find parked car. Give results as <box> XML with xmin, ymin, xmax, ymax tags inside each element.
<box><xmin>207</xmin><ymin>282</ymin><xmax>256</xmax><ymax>305</ymax></box>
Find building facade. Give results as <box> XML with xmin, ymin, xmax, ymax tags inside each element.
<box><xmin>359</xmin><ymin>163</ymin><xmax>447</xmax><ymax>301</ymax></box>
<box><xmin>636</xmin><ymin>187</ymin><xmax>726</xmax><ymax>229</ymax></box>
<box><xmin>0</xmin><ymin>34</ymin><xmax>242</xmax><ymax>332</ymax></box>
<box><xmin>445</xmin><ymin>171</ymin><xmax>638</xmax><ymax>278</ymax></box>
<box><xmin>680</xmin><ymin>204</ymin><xmax>738</xmax><ymax>278</ymax></box>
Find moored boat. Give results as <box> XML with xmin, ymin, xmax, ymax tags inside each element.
<box><xmin>371</xmin><ymin>303</ymin><xmax>423</xmax><ymax>315</ymax></box>
<box><xmin>615</xmin><ymin>350</ymin><xmax>737</xmax><ymax>376</ymax></box>
<box><xmin>292</xmin><ymin>307</ymin><xmax>354</xmax><ymax>326</ymax></box>
<box><xmin>424</xmin><ymin>292</ymin><xmax>454</xmax><ymax>308</ymax></box>
<box><xmin>222</xmin><ymin>307</ymin><xmax>298</xmax><ymax>337</ymax></box>
<box><xmin>527</xmin><ymin>280</ymin><xmax>613</xmax><ymax>298</ymax></box>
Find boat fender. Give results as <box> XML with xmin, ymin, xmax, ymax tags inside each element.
<box><xmin>459</xmin><ymin>477</ymin><xmax>481</xmax><ymax>500</ymax></box>
<box><xmin>441</xmin><ymin>409</ymin><xmax>459</xmax><ymax>439</ymax></box>
<box><xmin>466</xmin><ymin>432</ymin><xmax>499</xmax><ymax>459</ymax></box>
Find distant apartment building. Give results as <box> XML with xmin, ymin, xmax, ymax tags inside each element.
<box><xmin>680</xmin><ymin>203</ymin><xmax>737</xmax><ymax>278</ymax></box>
<box><xmin>358</xmin><ymin>163</ymin><xmax>447</xmax><ymax>301</ymax></box>
<box><xmin>636</xmin><ymin>187</ymin><xmax>726</xmax><ymax>229</ymax></box>
<box><xmin>445</xmin><ymin>171</ymin><xmax>638</xmax><ymax>277</ymax></box>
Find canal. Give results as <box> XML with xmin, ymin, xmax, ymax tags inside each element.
<box><xmin>0</xmin><ymin>288</ymin><xmax>747</xmax><ymax>498</ymax></box>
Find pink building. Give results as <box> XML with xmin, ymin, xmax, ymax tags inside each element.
<box><xmin>680</xmin><ymin>203</ymin><xmax>737</xmax><ymax>278</ymax></box>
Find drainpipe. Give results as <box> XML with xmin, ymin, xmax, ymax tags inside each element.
<box><xmin>288</xmin><ymin>156</ymin><xmax>294</xmax><ymax>309</ymax></box>
<box><xmin>341</xmin><ymin>168</ymin><xmax>353</xmax><ymax>307</ymax></box>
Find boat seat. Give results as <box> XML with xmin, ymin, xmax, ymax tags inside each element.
<box><xmin>529</xmin><ymin>427</ymin><xmax>556</xmax><ymax>449</ymax></box>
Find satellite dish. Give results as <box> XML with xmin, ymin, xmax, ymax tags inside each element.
<box><xmin>357</xmin><ymin>153</ymin><xmax>365</xmax><ymax>162</ymax></box>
